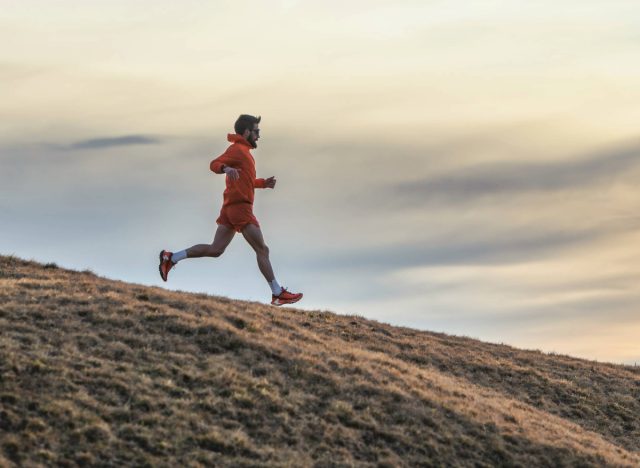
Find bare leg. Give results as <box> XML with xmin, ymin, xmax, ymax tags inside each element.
<box><xmin>241</xmin><ymin>224</ymin><xmax>275</xmax><ymax>282</ymax></box>
<box><xmin>185</xmin><ymin>224</ymin><xmax>236</xmax><ymax>258</ymax></box>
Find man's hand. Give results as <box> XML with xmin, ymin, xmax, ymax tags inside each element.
<box><xmin>265</xmin><ymin>176</ymin><xmax>276</xmax><ymax>189</ymax></box>
<box><xmin>223</xmin><ymin>166</ymin><xmax>241</xmax><ymax>181</ymax></box>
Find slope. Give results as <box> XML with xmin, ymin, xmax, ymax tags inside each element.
<box><xmin>0</xmin><ymin>255</ymin><xmax>638</xmax><ymax>467</ymax></box>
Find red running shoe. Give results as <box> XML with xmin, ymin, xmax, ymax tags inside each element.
<box><xmin>271</xmin><ymin>288</ymin><xmax>303</xmax><ymax>306</ymax></box>
<box><xmin>158</xmin><ymin>250</ymin><xmax>174</xmax><ymax>282</ymax></box>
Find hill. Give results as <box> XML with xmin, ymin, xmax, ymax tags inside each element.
<box><xmin>0</xmin><ymin>255</ymin><xmax>639</xmax><ymax>467</ymax></box>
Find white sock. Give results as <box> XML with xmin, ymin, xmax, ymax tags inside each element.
<box><xmin>171</xmin><ymin>250</ymin><xmax>188</xmax><ymax>264</ymax></box>
<box><xmin>269</xmin><ymin>279</ymin><xmax>282</xmax><ymax>296</ymax></box>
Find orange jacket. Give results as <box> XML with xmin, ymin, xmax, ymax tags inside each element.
<box><xmin>210</xmin><ymin>134</ymin><xmax>266</xmax><ymax>207</ymax></box>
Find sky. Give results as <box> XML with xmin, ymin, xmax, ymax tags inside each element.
<box><xmin>2</xmin><ymin>0</ymin><xmax>640</xmax><ymax>364</ymax></box>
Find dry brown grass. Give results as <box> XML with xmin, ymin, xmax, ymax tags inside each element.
<box><xmin>0</xmin><ymin>255</ymin><xmax>638</xmax><ymax>467</ymax></box>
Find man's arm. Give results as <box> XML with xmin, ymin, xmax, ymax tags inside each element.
<box><xmin>210</xmin><ymin>152</ymin><xmax>241</xmax><ymax>180</ymax></box>
<box><xmin>255</xmin><ymin>176</ymin><xmax>276</xmax><ymax>189</ymax></box>
<box><xmin>210</xmin><ymin>151</ymin><xmax>234</xmax><ymax>174</ymax></box>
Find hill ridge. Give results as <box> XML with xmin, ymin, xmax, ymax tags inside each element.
<box><xmin>0</xmin><ymin>255</ymin><xmax>638</xmax><ymax>466</ymax></box>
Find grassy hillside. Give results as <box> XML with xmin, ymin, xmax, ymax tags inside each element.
<box><xmin>0</xmin><ymin>255</ymin><xmax>638</xmax><ymax>467</ymax></box>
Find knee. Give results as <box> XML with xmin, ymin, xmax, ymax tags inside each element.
<box><xmin>209</xmin><ymin>246</ymin><xmax>225</xmax><ymax>257</ymax></box>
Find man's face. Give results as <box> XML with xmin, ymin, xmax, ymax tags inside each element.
<box><xmin>246</xmin><ymin>124</ymin><xmax>260</xmax><ymax>149</ymax></box>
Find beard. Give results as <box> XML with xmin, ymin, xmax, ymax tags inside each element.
<box><xmin>247</xmin><ymin>134</ymin><xmax>258</xmax><ymax>149</ymax></box>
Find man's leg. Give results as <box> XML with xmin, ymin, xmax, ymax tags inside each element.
<box><xmin>160</xmin><ymin>224</ymin><xmax>236</xmax><ymax>281</ymax></box>
<box><xmin>184</xmin><ymin>224</ymin><xmax>236</xmax><ymax>259</ymax></box>
<box><xmin>241</xmin><ymin>223</ymin><xmax>275</xmax><ymax>282</ymax></box>
<box><xmin>241</xmin><ymin>223</ymin><xmax>303</xmax><ymax>305</ymax></box>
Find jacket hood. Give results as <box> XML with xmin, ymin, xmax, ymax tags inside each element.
<box><xmin>227</xmin><ymin>133</ymin><xmax>252</xmax><ymax>147</ymax></box>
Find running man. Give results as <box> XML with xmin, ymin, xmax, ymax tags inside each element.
<box><xmin>159</xmin><ymin>114</ymin><xmax>303</xmax><ymax>306</ymax></box>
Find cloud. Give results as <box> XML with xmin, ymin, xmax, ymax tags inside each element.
<box><xmin>389</xmin><ymin>141</ymin><xmax>640</xmax><ymax>203</ymax></box>
<box><xmin>305</xmin><ymin>229</ymin><xmax>601</xmax><ymax>272</ymax></box>
<box><xmin>67</xmin><ymin>135</ymin><xmax>161</xmax><ymax>150</ymax></box>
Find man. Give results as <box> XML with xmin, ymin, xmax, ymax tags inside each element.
<box><xmin>159</xmin><ymin>114</ymin><xmax>303</xmax><ymax>306</ymax></box>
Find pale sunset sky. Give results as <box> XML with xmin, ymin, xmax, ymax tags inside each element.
<box><xmin>2</xmin><ymin>1</ymin><xmax>640</xmax><ymax>364</ymax></box>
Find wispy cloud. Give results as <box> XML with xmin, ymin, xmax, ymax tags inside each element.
<box><xmin>305</xmin><ymin>229</ymin><xmax>601</xmax><ymax>272</ymax></box>
<box><xmin>390</xmin><ymin>141</ymin><xmax>640</xmax><ymax>203</ymax></box>
<box><xmin>67</xmin><ymin>135</ymin><xmax>161</xmax><ymax>150</ymax></box>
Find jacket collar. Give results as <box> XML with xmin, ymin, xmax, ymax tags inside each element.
<box><xmin>227</xmin><ymin>133</ymin><xmax>253</xmax><ymax>148</ymax></box>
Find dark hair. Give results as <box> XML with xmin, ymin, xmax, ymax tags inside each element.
<box><xmin>234</xmin><ymin>114</ymin><xmax>261</xmax><ymax>135</ymax></box>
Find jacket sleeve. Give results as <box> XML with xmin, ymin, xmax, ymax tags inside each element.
<box><xmin>210</xmin><ymin>150</ymin><xmax>235</xmax><ymax>174</ymax></box>
<box><xmin>254</xmin><ymin>178</ymin><xmax>266</xmax><ymax>188</ymax></box>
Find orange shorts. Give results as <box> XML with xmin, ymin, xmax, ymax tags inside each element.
<box><xmin>216</xmin><ymin>203</ymin><xmax>260</xmax><ymax>233</ymax></box>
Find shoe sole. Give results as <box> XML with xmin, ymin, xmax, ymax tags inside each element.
<box><xmin>271</xmin><ymin>294</ymin><xmax>303</xmax><ymax>306</ymax></box>
<box><xmin>158</xmin><ymin>250</ymin><xmax>167</xmax><ymax>282</ymax></box>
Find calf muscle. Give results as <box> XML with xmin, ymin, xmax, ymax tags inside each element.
<box><xmin>186</xmin><ymin>225</ymin><xmax>235</xmax><ymax>258</ymax></box>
